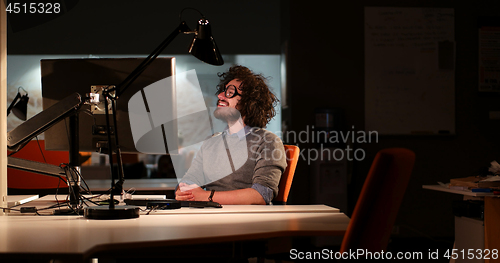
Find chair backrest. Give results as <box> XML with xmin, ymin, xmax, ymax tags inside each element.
<box><xmin>340</xmin><ymin>148</ymin><xmax>415</xmax><ymax>253</ymax></box>
<box><xmin>273</xmin><ymin>145</ymin><xmax>300</xmax><ymax>204</ymax></box>
<box><xmin>8</xmin><ymin>140</ymin><xmax>69</xmax><ymax>190</ymax></box>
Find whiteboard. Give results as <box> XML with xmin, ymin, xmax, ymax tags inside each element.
<box><xmin>365</xmin><ymin>7</ymin><xmax>455</xmax><ymax>135</ymax></box>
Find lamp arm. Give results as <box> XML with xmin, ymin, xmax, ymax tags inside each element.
<box><xmin>114</xmin><ymin>21</ymin><xmax>191</xmax><ymax>98</ymax></box>
<box><xmin>6</xmin><ymin>93</ymin><xmax>21</xmax><ymax>116</ymax></box>
<box><xmin>7</xmin><ymin>92</ymin><xmax>83</xmax><ymax>152</ymax></box>
<box><xmin>7</xmin><ymin>157</ymin><xmax>66</xmax><ymax>181</ymax></box>
<box><xmin>179</xmin><ymin>7</ymin><xmax>205</xmax><ymax>22</ymax></box>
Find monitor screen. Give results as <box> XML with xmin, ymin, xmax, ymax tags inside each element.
<box><xmin>41</xmin><ymin>57</ymin><xmax>178</xmax><ymax>155</ymax></box>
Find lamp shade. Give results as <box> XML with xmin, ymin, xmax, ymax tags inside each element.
<box><xmin>189</xmin><ymin>19</ymin><xmax>224</xmax><ymax>66</ymax></box>
<box><xmin>12</xmin><ymin>95</ymin><xmax>29</xmax><ymax>121</ymax></box>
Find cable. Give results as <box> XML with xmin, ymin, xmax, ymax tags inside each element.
<box><xmin>37</xmin><ymin>202</ymin><xmax>69</xmax><ymax>211</ymax></box>
<box><xmin>70</xmin><ymin>165</ymin><xmax>91</xmax><ymax>194</ymax></box>
<box><xmin>54</xmin><ymin>172</ymin><xmax>63</xmax><ymax>210</ymax></box>
<box><xmin>55</xmin><ymin>163</ymin><xmax>71</xmax><ymax>213</ymax></box>
<box><xmin>35</xmin><ymin>136</ymin><xmax>47</xmax><ymax>163</ymax></box>
<box><xmin>81</xmin><ymin>195</ymin><xmax>102</xmax><ymax>207</ymax></box>
<box><xmin>2</xmin><ymin>201</ymin><xmax>70</xmax><ymax>216</ymax></box>
<box><xmin>124</xmin><ymin>187</ymin><xmax>136</xmax><ymax>199</ymax></box>
<box><xmin>145</xmin><ymin>205</ymin><xmax>159</xmax><ymax>215</ymax></box>
<box><xmin>63</xmin><ymin>194</ymin><xmax>80</xmax><ymax>215</ymax></box>
<box><xmin>37</xmin><ymin>202</ymin><xmax>74</xmax><ymax>216</ymax></box>
<box><xmin>179</xmin><ymin>7</ymin><xmax>205</xmax><ymax>23</ymax></box>
<box><xmin>61</xmin><ymin>121</ymin><xmax>85</xmax><ymax>214</ymax></box>
<box><xmin>56</xmin><ymin>164</ymin><xmax>83</xmax><ymax>215</ymax></box>
<box><xmin>0</xmin><ymin>207</ymin><xmax>21</xmax><ymax>212</ymax></box>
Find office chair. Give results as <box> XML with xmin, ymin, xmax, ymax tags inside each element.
<box><xmin>273</xmin><ymin>145</ymin><xmax>300</xmax><ymax>205</ymax></box>
<box><xmin>8</xmin><ymin>140</ymin><xmax>69</xmax><ymax>194</ymax></box>
<box><xmin>340</xmin><ymin>148</ymin><xmax>415</xmax><ymax>253</ymax></box>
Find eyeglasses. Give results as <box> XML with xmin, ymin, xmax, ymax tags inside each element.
<box><xmin>217</xmin><ymin>84</ymin><xmax>241</xmax><ymax>99</ymax></box>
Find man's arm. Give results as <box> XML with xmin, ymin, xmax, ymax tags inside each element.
<box><xmin>175</xmin><ymin>130</ymin><xmax>286</xmax><ymax>205</ymax></box>
<box><xmin>175</xmin><ymin>183</ymin><xmax>265</xmax><ymax>205</ymax></box>
<box><xmin>250</xmin><ymin>131</ymin><xmax>287</xmax><ymax>202</ymax></box>
<box><xmin>178</xmin><ymin>147</ymin><xmax>205</xmax><ymax>186</ymax></box>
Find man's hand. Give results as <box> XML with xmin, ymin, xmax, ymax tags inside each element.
<box><xmin>175</xmin><ymin>183</ymin><xmax>209</xmax><ymax>201</ymax></box>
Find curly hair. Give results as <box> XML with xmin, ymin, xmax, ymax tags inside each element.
<box><xmin>216</xmin><ymin>65</ymin><xmax>279</xmax><ymax>128</ymax></box>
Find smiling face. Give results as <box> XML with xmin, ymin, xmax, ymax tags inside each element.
<box><xmin>216</xmin><ymin>79</ymin><xmax>242</xmax><ymax>109</ymax></box>
<box><xmin>214</xmin><ymin>79</ymin><xmax>243</xmax><ymax>123</ymax></box>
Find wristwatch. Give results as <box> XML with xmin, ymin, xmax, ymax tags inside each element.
<box><xmin>208</xmin><ymin>190</ymin><xmax>215</xmax><ymax>202</ymax></box>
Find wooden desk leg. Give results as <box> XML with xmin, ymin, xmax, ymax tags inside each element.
<box><xmin>484</xmin><ymin>197</ymin><xmax>500</xmax><ymax>263</ymax></box>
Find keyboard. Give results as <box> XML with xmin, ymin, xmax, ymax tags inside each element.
<box><xmin>180</xmin><ymin>201</ymin><xmax>222</xmax><ymax>208</ymax></box>
<box><xmin>124</xmin><ymin>198</ymin><xmax>222</xmax><ymax>208</ymax></box>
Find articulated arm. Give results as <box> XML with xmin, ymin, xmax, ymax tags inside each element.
<box><xmin>6</xmin><ymin>92</ymin><xmax>83</xmax><ymax>181</ymax></box>
<box><xmin>7</xmin><ymin>92</ymin><xmax>83</xmax><ymax>152</ymax></box>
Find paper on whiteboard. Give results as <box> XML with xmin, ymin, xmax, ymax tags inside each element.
<box><xmin>365</xmin><ymin>7</ymin><xmax>455</xmax><ymax>135</ymax></box>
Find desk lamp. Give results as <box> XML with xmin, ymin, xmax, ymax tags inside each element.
<box><xmin>7</xmin><ymin>86</ymin><xmax>29</xmax><ymax>121</ymax></box>
<box><xmin>83</xmin><ymin>7</ymin><xmax>224</xmax><ymax>220</ymax></box>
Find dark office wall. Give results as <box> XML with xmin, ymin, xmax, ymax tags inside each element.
<box><xmin>7</xmin><ymin>0</ymin><xmax>281</xmax><ymax>55</ymax></box>
<box><xmin>286</xmin><ymin>0</ymin><xmax>500</xmax><ymax>238</ymax></box>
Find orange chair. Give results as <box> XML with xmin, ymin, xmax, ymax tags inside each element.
<box><xmin>8</xmin><ymin>140</ymin><xmax>69</xmax><ymax>194</ymax></box>
<box><xmin>273</xmin><ymin>145</ymin><xmax>300</xmax><ymax>205</ymax></box>
<box><xmin>340</xmin><ymin>148</ymin><xmax>415</xmax><ymax>253</ymax></box>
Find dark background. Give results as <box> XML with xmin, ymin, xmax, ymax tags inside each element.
<box><xmin>7</xmin><ymin>0</ymin><xmax>500</xmax><ymax>241</ymax></box>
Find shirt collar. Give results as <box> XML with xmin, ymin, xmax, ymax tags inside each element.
<box><xmin>223</xmin><ymin>125</ymin><xmax>252</xmax><ymax>140</ymax></box>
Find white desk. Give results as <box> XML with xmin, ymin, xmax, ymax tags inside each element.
<box><xmin>1</xmin><ymin>198</ymin><xmax>348</xmax><ymax>262</ymax></box>
<box><xmin>422</xmin><ymin>184</ymin><xmax>494</xmax><ymax>197</ymax></box>
<box><xmin>424</xmin><ymin>185</ymin><xmax>500</xmax><ymax>263</ymax></box>
<box><xmin>149</xmin><ymin>204</ymin><xmax>339</xmax><ymax>214</ymax></box>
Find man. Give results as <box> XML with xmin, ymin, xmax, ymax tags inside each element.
<box><xmin>175</xmin><ymin>65</ymin><xmax>286</xmax><ymax>205</ymax></box>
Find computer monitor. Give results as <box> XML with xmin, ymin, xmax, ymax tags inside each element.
<box><xmin>41</xmin><ymin>57</ymin><xmax>178</xmax><ymax>155</ymax></box>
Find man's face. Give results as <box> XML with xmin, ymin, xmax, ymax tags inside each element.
<box><xmin>217</xmin><ymin>79</ymin><xmax>242</xmax><ymax>109</ymax></box>
<box><xmin>214</xmin><ymin>79</ymin><xmax>242</xmax><ymax>122</ymax></box>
